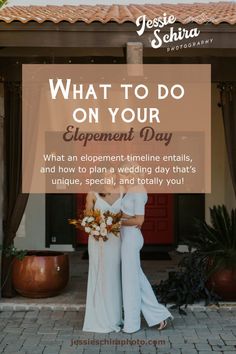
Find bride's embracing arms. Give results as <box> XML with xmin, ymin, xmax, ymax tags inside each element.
<box><xmin>121</xmin><ymin>214</ymin><xmax>144</xmax><ymax>228</ymax></box>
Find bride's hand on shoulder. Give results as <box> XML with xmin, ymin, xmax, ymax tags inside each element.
<box><xmin>121</xmin><ymin>214</ymin><xmax>144</xmax><ymax>228</ymax></box>
<box><xmin>134</xmin><ymin>215</ymin><xmax>144</xmax><ymax>228</ymax></box>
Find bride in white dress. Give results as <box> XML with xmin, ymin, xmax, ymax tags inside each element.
<box><xmin>82</xmin><ymin>188</ymin><xmax>123</xmax><ymax>333</ymax></box>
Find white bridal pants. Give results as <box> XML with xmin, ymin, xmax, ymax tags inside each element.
<box><xmin>121</xmin><ymin>226</ymin><xmax>173</xmax><ymax>333</ymax></box>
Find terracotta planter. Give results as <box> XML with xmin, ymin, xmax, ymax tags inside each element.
<box><xmin>207</xmin><ymin>268</ymin><xmax>236</xmax><ymax>301</ymax></box>
<box><xmin>12</xmin><ymin>251</ymin><xmax>69</xmax><ymax>298</ymax></box>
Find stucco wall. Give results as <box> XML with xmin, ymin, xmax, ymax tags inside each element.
<box><xmin>15</xmin><ymin>194</ymin><xmax>47</xmax><ymax>250</ymax></box>
<box><xmin>15</xmin><ymin>194</ymin><xmax>73</xmax><ymax>251</ymax></box>
<box><xmin>0</xmin><ymin>83</ymin><xmax>4</xmax><ymax>292</ymax></box>
<box><xmin>205</xmin><ymin>84</ymin><xmax>236</xmax><ymax>222</ymax></box>
<box><xmin>0</xmin><ymin>84</ymin><xmax>51</xmax><ymax>252</ymax></box>
<box><xmin>0</xmin><ymin>83</ymin><xmax>4</xmax><ymax>248</ymax></box>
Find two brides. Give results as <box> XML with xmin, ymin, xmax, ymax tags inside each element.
<box><xmin>82</xmin><ymin>170</ymin><xmax>173</xmax><ymax>334</ymax></box>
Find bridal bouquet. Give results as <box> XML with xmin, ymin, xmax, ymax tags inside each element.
<box><xmin>68</xmin><ymin>209</ymin><xmax>122</xmax><ymax>241</ymax></box>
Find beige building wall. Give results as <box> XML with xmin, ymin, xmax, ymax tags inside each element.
<box><xmin>0</xmin><ymin>88</ymin><xmax>72</xmax><ymax>251</ymax></box>
<box><xmin>0</xmin><ymin>84</ymin><xmax>3</xmax><ymax>297</ymax></box>
<box><xmin>0</xmin><ymin>83</ymin><xmax>4</xmax><ymax>248</ymax></box>
<box><xmin>15</xmin><ymin>194</ymin><xmax>47</xmax><ymax>250</ymax></box>
<box><xmin>15</xmin><ymin>194</ymin><xmax>73</xmax><ymax>251</ymax></box>
<box><xmin>205</xmin><ymin>84</ymin><xmax>236</xmax><ymax>222</ymax></box>
<box><xmin>0</xmin><ymin>83</ymin><xmax>54</xmax><ymax>251</ymax></box>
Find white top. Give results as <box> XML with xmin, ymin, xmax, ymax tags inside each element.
<box><xmin>121</xmin><ymin>192</ymin><xmax>148</xmax><ymax>216</ymax></box>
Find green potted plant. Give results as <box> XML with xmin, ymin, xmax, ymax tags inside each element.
<box><xmin>186</xmin><ymin>205</ymin><xmax>236</xmax><ymax>301</ymax></box>
<box><xmin>153</xmin><ymin>250</ymin><xmax>220</xmax><ymax>314</ymax></box>
<box><xmin>1</xmin><ymin>244</ymin><xmax>70</xmax><ymax>298</ymax></box>
<box><xmin>153</xmin><ymin>205</ymin><xmax>236</xmax><ymax>312</ymax></box>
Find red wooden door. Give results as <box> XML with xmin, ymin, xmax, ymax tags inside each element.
<box><xmin>76</xmin><ymin>193</ymin><xmax>174</xmax><ymax>246</ymax></box>
<box><xmin>142</xmin><ymin>194</ymin><xmax>174</xmax><ymax>245</ymax></box>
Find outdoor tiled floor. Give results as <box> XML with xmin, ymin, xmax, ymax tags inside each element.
<box><xmin>0</xmin><ymin>250</ymin><xmax>182</xmax><ymax>309</ymax></box>
<box><xmin>1</xmin><ymin>251</ymin><xmax>236</xmax><ymax>353</ymax></box>
<box><xmin>0</xmin><ymin>307</ymin><xmax>236</xmax><ymax>353</ymax></box>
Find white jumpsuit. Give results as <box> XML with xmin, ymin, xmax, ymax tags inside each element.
<box><xmin>121</xmin><ymin>191</ymin><xmax>173</xmax><ymax>333</ymax></box>
<box><xmin>82</xmin><ymin>193</ymin><xmax>123</xmax><ymax>333</ymax></box>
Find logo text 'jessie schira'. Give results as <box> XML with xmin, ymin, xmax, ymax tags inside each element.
<box><xmin>136</xmin><ymin>13</ymin><xmax>200</xmax><ymax>49</ymax></box>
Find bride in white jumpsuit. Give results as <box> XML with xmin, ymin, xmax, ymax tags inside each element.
<box><xmin>121</xmin><ymin>187</ymin><xmax>173</xmax><ymax>333</ymax></box>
